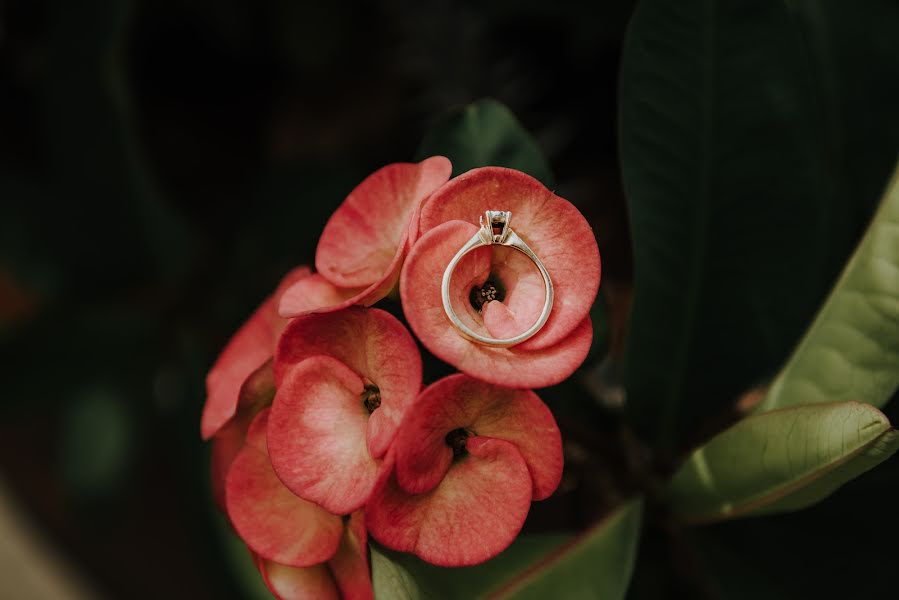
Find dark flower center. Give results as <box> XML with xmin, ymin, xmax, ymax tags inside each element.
<box><xmin>445</xmin><ymin>428</ymin><xmax>471</xmax><ymax>458</ymax></box>
<box><xmin>361</xmin><ymin>384</ymin><xmax>381</xmax><ymax>413</ymax></box>
<box><xmin>469</xmin><ymin>279</ymin><xmax>505</xmax><ymax>312</ymax></box>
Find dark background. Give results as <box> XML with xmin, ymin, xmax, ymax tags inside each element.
<box><xmin>2</xmin><ymin>0</ymin><xmax>898</xmax><ymax>599</ymax></box>
<box><xmin>0</xmin><ymin>1</ymin><xmax>632</xmax><ymax>598</ymax></box>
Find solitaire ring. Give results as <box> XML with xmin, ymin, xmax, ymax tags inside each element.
<box><xmin>441</xmin><ymin>210</ymin><xmax>554</xmax><ymax>348</ymax></box>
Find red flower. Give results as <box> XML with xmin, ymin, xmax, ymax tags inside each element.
<box><xmin>267</xmin><ymin>307</ymin><xmax>423</xmax><ymax>515</ymax></box>
<box><xmin>401</xmin><ymin>167</ymin><xmax>600</xmax><ymax>388</ymax></box>
<box><xmin>227</xmin><ymin>410</ymin><xmax>373</xmax><ymax>599</ymax></box>
<box><xmin>278</xmin><ymin>157</ymin><xmax>452</xmax><ymax>317</ymax></box>
<box><xmin>366</xmin><ymin>374</ymin><xmax>563</xmax><ymax>566</ymax></box>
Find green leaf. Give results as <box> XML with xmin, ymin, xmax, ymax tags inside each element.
<box><xmin>495</xmin><ymin>500</ymin><xmax>643</xmax><ymax>600</ymax></box>
<box><xmin>371</xmin><ymin>504</ymin><xmax>642</xmax><ymax>600</ymax></box>
<box><xmin>618</xmin><ymin>0</ymin><xmax>895</xmax><ymax>449</ymax></box>
<box><xmin>371</xmin><ymin>545</ymin><xmax>427</xmax><ymax>600</ymax></box>
<box><xmin>371</xmin><ymin>535</ymin><xmax>570</xmax><ymax>600</ymax></box>
<box><xmin>669</xmin><ymin>402</ymin><xmax>899</xmax><ymax>522</ymax></box>
<box><xmin>758</xmin><ymin>163</ymin><xmax>899</xmax><ymax>412</ymax></box>
<box><xmin>417</xmin><ymin>99</ymin><xmax>554</xmax><ymax>186</ymax></box>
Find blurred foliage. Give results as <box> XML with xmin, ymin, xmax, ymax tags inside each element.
<box><xmin>60</xmin><ymin>385</ymin><xmax>135</xmax><ymax>500</ymax></box>
<box><xmin>417</xmin><ymin>99</ymin><xmax>554</xmax><ymax>186</ymax></box>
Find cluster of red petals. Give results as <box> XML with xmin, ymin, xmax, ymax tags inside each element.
<box><xmin>202</xmin><ymin>158</ymin><xmax>451</xmax><ymax>598</ymax></box>
<box><xmin>203</xmin><ymin>158</ymin><xmax>601</xmax><ymax>596</ymax></box>
<box><xmin>213</xmin><ymin>306</ymin><xmax>422</xmax><ymax>599</ymax></box>
<box><xmin>366</xmin><ymin>375</ymin><xmax>563</xmax><ymax>566</ymax></box>
<box><xmin>401</xmin><ymin>167</ymin><xmax>600</xmax><ymax>388</ymax></box>
<box><xmin>228</xmin><ymin>409</ymin><xmax>372</xmax><ymax>599</ymax></box>
<box><xmin>269</xmin><ymin>307</ymin><xmax>422</xmax><ymax>515</ymax></box>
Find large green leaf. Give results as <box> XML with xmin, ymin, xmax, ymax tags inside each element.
<box><xmin>618</xmin><ymin>0</ymin><xmax>895</xmax><ymax>448</ymax></box>
<box><xmin>370</xmin><ymin>501</ymin><xmax>642</xmax><ymax>600</ymax></box>
<box><xmin>416</xmin><ymin>99</ymin><xmax>554</xmax><ymax>186</ymax></box>
<box><xmin>758</xmin><ymin>164</ymin><xmax>899</xmax><ymax>412</ymax></box>
<box><xmin>669</xmin><ymin>401</ymin><xmax>899</xmax><ymax>522</ymax></box>
<box><xmin>494</xmin><ymin>500</ymin><xmax>642</xmax><ymax>600</ymax></box>
<box><xmin>370</xmin><ymin>535</ymin><xmax>570</xmax><ymax>600</ymax></box>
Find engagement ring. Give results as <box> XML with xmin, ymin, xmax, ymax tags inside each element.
<box><xmin>441</xmin><ymin>210</ymin><xmax>554</xmax><ymax>348</ymax></box>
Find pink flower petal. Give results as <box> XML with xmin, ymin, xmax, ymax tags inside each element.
<box><xmin>401</xmin><ymin>221</ymin><xmax>593</xmax><ymax>387</ymax></box>
<box><xmin>202</xmin><ymin>266</ymin><xmax>311</xmax><ymax>440</ymax></box>
<box><xmin>275</xmin><ymin>307</ymin><xmax>422</xmax><ymax>457</ymax></box>
<box><xmin>226</xmin><ymin>409</ymin><xmax>343</xmax><ymax>567</ymax></box>
<box><xmin>316</xmin><ymin>157</ymin><xmax>452</xmax><ymax>289</ymax></box>
<box><xmin>256</xmin><ymin>512</ymin><xmax>371</xmax><ymax>600</ymax></box>
<box><xmin>366</xmin><ymin>437</ymin><xmax>532</xmax><ymax>567</ymax></box>
<box><xmin>329</xmin><ymin>511</ymin><xmax>373</xmax><ymax>600</ymax></box>
<box><xmin>277</xmin><ymin>269</ymin><xmax>398</xmax><ymax>319</ymax></box>
<box><xmin>394</xmin><ymin>374</ymin><xmax>562</xmax><ymax>500</ymax></box>
<box><xmin>278</xmin><ymin>273</ymin><xmax>365</xmax><ymax>317</ymax></box>
<box><xmin>481</xmin><ymin>246</ymin><xmax>547</xmax><ymax>340</ymax></box>
<box><xmin>417</xmin><ymin>167</ymin><xmax>600</xmax><ymax>351</ymax></box>
<box><xmin>258</xmin><ymin>560</ymin><xmax>339</xmax><ymax>600</ymax></box>
<box><xmin>210</xmin><ymin>360</ymin><xmax>276</xmax><ymax>510</ymax></box>
<box><xmin>227</xmin><ymin>366</ymin><xmax>366</xmax><ymax>597</ymax></box>
<box><xmin>268</xmin><ymin>356</ymin><xmax>383</xmax><ymax>515</ymax></box>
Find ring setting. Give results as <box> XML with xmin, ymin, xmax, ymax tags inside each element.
<box><xmin>441</xmin><ymin>210</ymin><xmax>554</xmax><ymax>348</ymax></box>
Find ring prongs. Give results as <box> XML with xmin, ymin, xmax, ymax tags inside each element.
<box><xmin>479</xmin><ymin>210</ymin><xmax>512</xmax><ymax>244</ymax></box>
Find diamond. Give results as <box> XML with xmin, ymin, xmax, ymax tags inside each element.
<box><xmin>479</xmin><ymin>210</ymin><xmax>512</xmax><ymax>244</ymax></box>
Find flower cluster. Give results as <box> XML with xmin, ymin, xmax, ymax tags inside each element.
<box><xmin>202</xmin><ymin>157</ymin><xmax>600</xmax><ymax>598</ymax></box>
